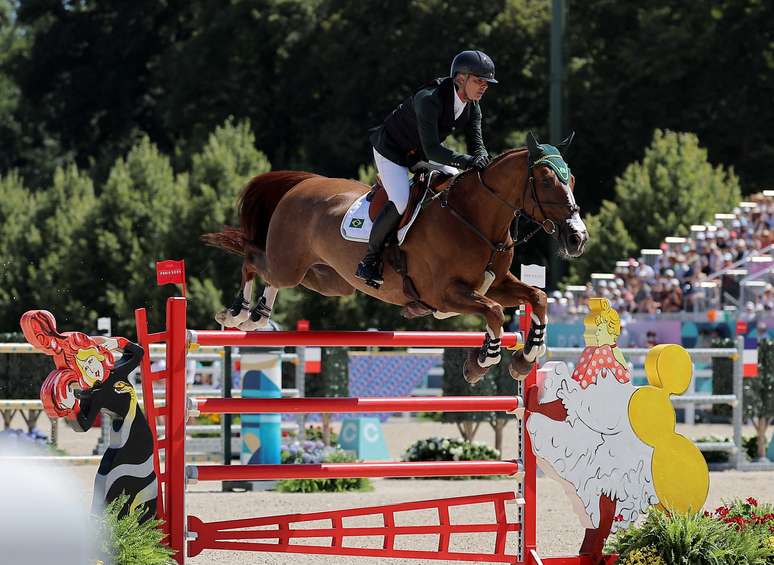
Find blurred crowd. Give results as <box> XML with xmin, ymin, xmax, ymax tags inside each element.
<box><xmin>551</xmin><ymin>193</ymin><xmax>774</xmax><ymax>318</ymax></box>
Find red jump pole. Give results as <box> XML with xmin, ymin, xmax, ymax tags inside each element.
<box><xmin>166</xmin><ymin>297</ymin><xmax>188</xmax><ymax>564</ymax></box>
<box><xmin>190</xmin><ymin>460</ymin><xmax>521</xmax><ymax>482</ymax></box>
<box><xmin>189</xmin><ymin>329</ymin><xmax>522</xmax><ymax>348</ymax></box>
<box><xmin>193</xmin><ymin>395</ymin><xmax>521</xmax><ymax>415</ymax></box>
<box><xmin>521</xmin><ymin>304</ymin><xmax>538</xmax><ymax>564</ymax></box>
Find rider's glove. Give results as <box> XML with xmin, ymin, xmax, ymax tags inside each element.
<box><xmin>463</xmin><ymin>154</ymin><xmax>491</xmax><ymax>170</ymax></box>
<box><xmin>472</xmin><ymin>154</ymin><xmax>491</xmax><ymax>169</ymax></box>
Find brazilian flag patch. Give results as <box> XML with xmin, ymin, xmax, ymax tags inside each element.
<box><xmin>350</xmin><ymin>218</ymin><xmax>365</xmax><ymax>228</ymax></box>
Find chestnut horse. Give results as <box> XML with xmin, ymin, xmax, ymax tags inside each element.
<box><xmin>205</xmin><ymin>133</ymin><xmax>588</xmax><ymax>382</ymax></box>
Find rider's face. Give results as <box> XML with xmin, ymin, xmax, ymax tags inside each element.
<box><xmin>462</xmin><ymin>74</ymin><xmax>489</xmax><ymax>101</ymax></box>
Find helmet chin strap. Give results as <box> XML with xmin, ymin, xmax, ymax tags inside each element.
<box><xmin>456</xmin><ymin>74</ymin><xmax>472</xmax><ymax>103</ymax></box>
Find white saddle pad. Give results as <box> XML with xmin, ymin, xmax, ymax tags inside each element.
<box><xmin>340</xmin><ymin>191</ymin><xmax>425</xmax><ymax>245</ymax></box>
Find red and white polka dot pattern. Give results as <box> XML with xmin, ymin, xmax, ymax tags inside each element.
<box><xmin>571</xmin><ymin>345</ymin><xmax>630</xmax><ymax>389</ymax></box>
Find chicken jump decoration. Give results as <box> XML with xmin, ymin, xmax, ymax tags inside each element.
<box><xmin>525</xmin><ymin>297</ymin><xmax>710</xmax><ymax>563</ymax></box>
<box><xmin>21</xmin><ymin>310</ymin><xmax>157</xmax><ymax>522</ymax></box>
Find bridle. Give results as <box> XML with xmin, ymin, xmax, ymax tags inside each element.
<box><xmin>429</xmin><ymin>159</ymin><xmax>580</xmax><ymax>268</ymax></box>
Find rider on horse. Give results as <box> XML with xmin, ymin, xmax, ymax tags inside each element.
<box><xmin>355</xmin><ymin>49</ymin><xmax>498</xmax><ymax>288</ymax></box>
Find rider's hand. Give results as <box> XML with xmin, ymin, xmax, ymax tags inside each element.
<box><xmin>62</xmin><ymin>386</ymin><xmax>76</xmax><ymax>409</ymax></box>
<box><xmin>471</xmin><ymin>154</ymin><xmax>491</xmax><ymax>170</ymax></box>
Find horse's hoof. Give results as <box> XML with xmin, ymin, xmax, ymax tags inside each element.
<box><xmin>238</xmin><ymin>316</ymin><xmax>270</xmax><ymax>331</ymax></box>
<box><xmin>509</xmin><ymin>353</ymin><xmax>533</xmax><ymax>381</ymax></box>
<box><xmin>463</xmin><ymin>350</ymin><xmax>487</xmax><ymax>384</ymax></box>
<box><xmin>214</xmin><ymin>309</ymin><xmax>229</xmax><ymax>326</ymax></box>
<box><xmin>215</xmin><ymin>308</ymin><xmax>250</xmax><ymax>328</ymax></box>
<box><xmin>232</xmin><ymin>308</ymin><xmax>251</xmax><ymax>325</ymax></box>
<box><xmin>477</xmin><ymin>353</ymin><xmax>501</xmax><ymax>368</ymax></box>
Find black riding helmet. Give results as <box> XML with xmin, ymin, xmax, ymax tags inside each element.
<box><xmin>450</xmin><ymin>50</ymin><xmax>498</xmax><ymax>83</ymax></box>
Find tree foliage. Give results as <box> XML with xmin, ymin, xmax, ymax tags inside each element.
<box><xmin>567</xmin><ymin>130</ymin><xmax>740</xmax><ymax>281</ymax></box>
<box><xmin>746</xmin><ymin>339</ymin><xmax>774</xmax><ymax>460</ymax></box>
<box><xmin>567</xmin><ymin>0</ymin><xmax>773</xmax><ymax>209</ymax></box>
<box><xmin>567</xmin><ymin>200</ymin><xmax>636</xmax><ymax>283</ymax></box>
<box><xmin>614</xmin><ymin>130</ymin><xmax>740</xmax><ymax>249</ymax></box>
<box><xmin>0</xmin><ymin>1</ymin><xmax>768</xmax><ymax>332</ymax></box>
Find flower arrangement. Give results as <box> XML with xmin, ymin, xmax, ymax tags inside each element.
<box><xmin>277</xmin><ymin>439</ymin><xmax>371</xmax><ymax>493</ymax></box>
<box><xmin>281</xmin><ymin>439</ymin><xmax>335</xmax><ymax>464</ymax></box>
<box><xmin>706</xmin><ymin>498</ymin><xmax>774</xmax><ymax>538</ymax></box>
<box><xmin>610</xmin><ymin>498</ymin><xmax>774</xmax><ymax>564</ymax></box>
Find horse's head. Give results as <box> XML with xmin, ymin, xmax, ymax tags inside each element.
<box><xmin>525</xmin><ymin>132</ymin><xmax>588</xmax><ymax>257</ymax></box>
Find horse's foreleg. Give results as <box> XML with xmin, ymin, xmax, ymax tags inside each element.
<box><xmin>485</xmin><ymin>273</ymin><xmax>548</xmax><ymax>380</ymax></box>
<box><xmin>441</xmin><ymin>281</ymin><xmax>506</xmax><ymax>384</ymax></box>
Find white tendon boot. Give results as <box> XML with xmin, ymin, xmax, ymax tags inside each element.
<box><xmin>238</xmin><ymin>286</ymin><xmax>278</xmax><ymax>331</ymax></box>
<box><xmin>215</xmin><ymin>280</ymin><xmax>254</xmax><ymax>327</ymax></box>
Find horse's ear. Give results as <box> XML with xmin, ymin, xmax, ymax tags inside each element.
<box><xmin>558</xmin><ymin>130</ymin><xmax>576</xmax><ymax>148</ymax></box>
<box><xmin>526</xmin><ymin>131</ymin><xmax>540</xmax><ymax>156</ymax></box>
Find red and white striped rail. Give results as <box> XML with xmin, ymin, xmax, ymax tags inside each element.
<box><xmin>188</xmin><ymin>329</ymin><xmax>523</xmax><ymax>348</ymax></box>
<box><xmin>135</xmin><ymin>296</ymin><xmax>595</xmax><ymax>565</ymax></box>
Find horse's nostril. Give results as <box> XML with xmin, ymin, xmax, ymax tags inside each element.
<box><xmin>570</xmin><ymin>233</ymin><xmax>583</xmax><ymax>246</ymax></box>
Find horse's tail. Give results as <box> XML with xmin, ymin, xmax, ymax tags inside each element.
<box><xmin>202</xmin><ymin>170</ymin><xmax>319</xmax><ymax>255</ymax></box>
<box><xmin>201</xmin><ymin>226</ymin><xmax>247</xmax><ymax>256</ymax></box>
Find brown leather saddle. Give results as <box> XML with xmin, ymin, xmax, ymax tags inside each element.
<box><xmin>366</xmin><ymin>169</ymin><xmax>453</xmax><ymax>228</ymax></box>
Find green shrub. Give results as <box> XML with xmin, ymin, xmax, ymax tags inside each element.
<box><xmin>97</xmin><ymin>494</ymin><xmax>174</xmax><ymax>565</ymax></box>
<box><xmin>416</xmin><ymin>411</ymin><xmax>443</xmax><ymax>422</ymax></box>
<box><xmin>276</xmin><ymin>450</ymin><xmax>372</xmax><ymax>493</ymax></box>
<box><xmin>609</xmin><ymin>499</ymin><xmax>774</xmax><ymax>565</ymax></box>
<box><xmin>401</xmin><ymin>436</ymin><xmax>500</xmax><ymax>480</ymax></box>
<box><xmin>743</xmin><ymin>435</ymin><xmax>760</xmax><ymax>461</ymax></box>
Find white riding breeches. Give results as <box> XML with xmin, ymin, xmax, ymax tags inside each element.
<box><xmin>373</xmin><ymin>148</ymin><xmax>410</xmax><ymax>214</ymax></box>
<box><xmin>373</xmin><ymin>148</ymin><xmax>458</xmax><ymax>214</ymax></box>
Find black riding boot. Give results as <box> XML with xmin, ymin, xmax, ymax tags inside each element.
<box><xmin>355</xmin><ymin>201</ymin><xmax>402</xmax><ymax>288</ymax></box>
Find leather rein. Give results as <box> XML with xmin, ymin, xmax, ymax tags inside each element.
<box><xmin>429</xmin><ymin>164</ymin><xmax>578</xmax><ymax>267</ymax></box>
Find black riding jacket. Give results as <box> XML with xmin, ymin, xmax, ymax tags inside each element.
<box><xmin>369</xmin><ymin>77</ymin><xmax>487</xmax><ymax>169</ymax></box>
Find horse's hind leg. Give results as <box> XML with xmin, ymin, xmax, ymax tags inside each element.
<box><xmin>238</xmin><ymin>286</ymin><xmax>278</xmax><ymax>331</ymax></box>
<box><xmin>215</xmin><ymin>260</ymin><xmax>256</xmax><ymax>327</ymax></box>
<box><xmin>239</xmin><ymin>265</ymin><xmax>354</xmax><ymax>330</ymax></box>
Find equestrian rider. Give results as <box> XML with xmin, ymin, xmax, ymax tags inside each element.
<box><xmin>355</xmin><ymin>50</ymin><xmax>496</xmax><ymax>288</ymax></box>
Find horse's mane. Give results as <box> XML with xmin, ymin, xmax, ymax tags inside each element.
<box><xmin>453</xmin><ymin>147</ymin><xmax>528</xmax><ymax>184</ymax></box>
<box><xmin>489</xmin><ymin>146</ymin><xmax>528</xmax><ymax>166</ymax></box>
